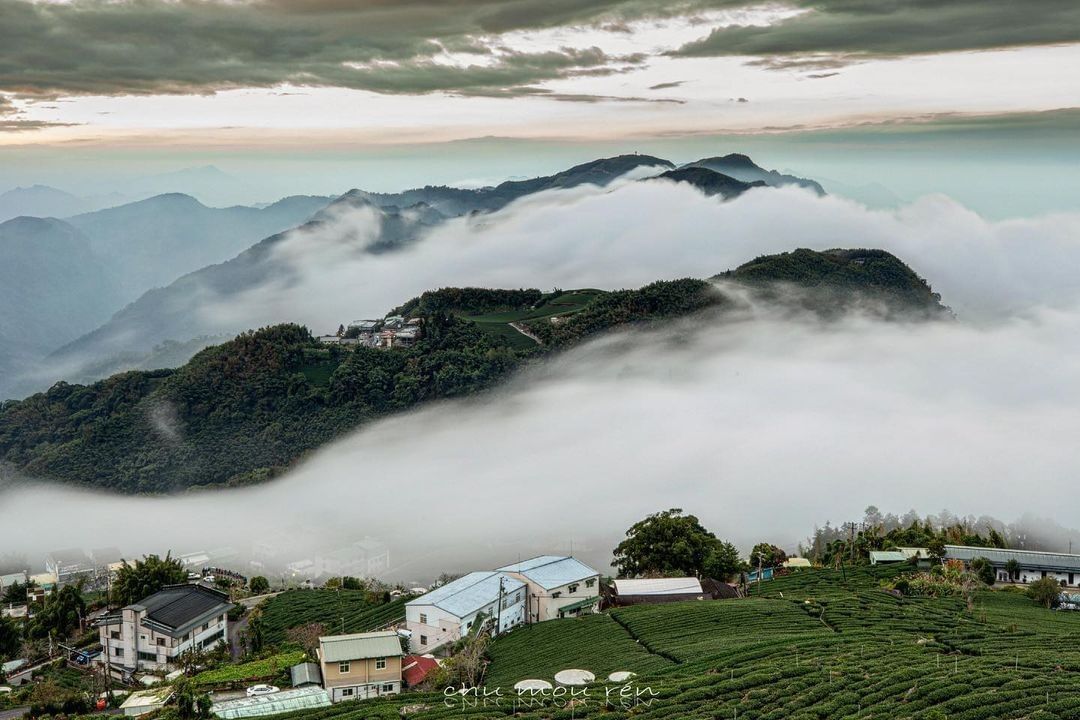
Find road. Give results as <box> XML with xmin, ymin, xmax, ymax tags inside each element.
<box><xmin>0</xmin><ymin>707</ymin><xmax>28</xmax><ymax>720</ymax></box>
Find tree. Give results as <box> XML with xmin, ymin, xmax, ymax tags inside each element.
<box><xmin>970</xmin><ymin>557</ymin><xmax>996</xmax><ymax>586</ymax></box>
<box><xmin>703</xmin><ymin>541</ymin><xmax>744</xmax><ymax>581</ymax></box>
<box><xmin>284</xmin><ymin>622</ymin><xmax>326</xmax><ymax>657</ymax></box>
<box><xmin>1005</xmin><ymin>559</ymin><xmax>1020</xmax><ymax>581</ymax></box>
<box><xmin>1027</xmin><ymin>577</ymin><xmax>1062</xmax><ymax>609</ymax></box>
<box><xmin>749</xmin><ymin>543</ymin><xmax>788</xmax><ymax>570</ymax></box>
<box><xmin>614</xmin><ymin>508</ymin><xmax>725</xmax><ymax>578</ymax></box>
<box><xmin>926</xmin><ymin>537</ymin><xmax>946</xmax><ymax>561</ymax></box>
<box><xmin>0</xmin><ymin>615</ymin><xmax>20</xmax><ymax>660</ymax></box>
<box><xmin>172</xmin><ymin>677</ymin><xmax>212</xmax><ymax>720</ymax></box>
<box><xmin>113</xmin><ymin>553</ymin><xmax>187</xmax><ymax>606</ymax></box>
<box><xmin>30</xmin><ymin>584</ymin><xmax>86</xmax><ymax>639</ymax></box>
<box><xmin>249</xmin><ymin>576</ymin><xmax>270</xmax><ymax>594</ymax></box>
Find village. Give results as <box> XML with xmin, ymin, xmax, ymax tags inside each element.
<box><xmin>315</xmin><ymin>317</ymin><xmax>423</xmax><ymax>351</ymax></box>
<box><xmin>3</xmin><ymin>525</ymin><xmax>1080</xmax><ymax>720</ymax></box>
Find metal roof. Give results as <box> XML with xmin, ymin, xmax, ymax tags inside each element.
<box><xmin>406</xmin><ymin>571</ymin><xmax>524</xmax><ymax>619</ymax></box>
<box><xmin>134</xmin><ymin>584</ymin><xmax>232</xmax><ymax>637</ymax></box>
<box><xmin>120</xmin><ymin>689</ymin><xmax>173</xmax><ymax>710</ymax></box>
<box><xmin>612</xmin><ymin>578</ymin><xmax>703</xmax><ymax>596</ymax></box>
<box><xmin>870</xmin><ymin>551</ymin><xmax>907</xmax><ymax>563</ymax></box>
<box><xmin>945</xmin><ymin>545</ymin><xmax>1080</xmax><ymax>572</ymax></box>
<box><xmin>496</xmin><ymin>556</ymin><xmax>600</xmax><ymax>590</ymax></box>
<box><xmin>318</xmin><ymin>631</ymin><xmax>403</xmax><ymax>662</ymax></box>
<box><xmin>211</xmin><ymin>687</ymin><xmax>331</xmax><ymax>719</ymax></box>
<box><xmin>289</xmin><ymin>663</ymin><xmax>322</xmax><ymax>687</ymax></box>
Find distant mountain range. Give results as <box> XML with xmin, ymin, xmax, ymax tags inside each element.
<box><xmin>0</xmin><ymin>247</ymin><xmax>944</xmax><ymax>495</ymax></box>
<box><xmin>2</xmin><ymin>152</ymin><xmax>825</xmax><ymax>399</ymax></box>
<box><xmin>0</xmin><ymin>185</ymin><xmax>128</xmax><ymax>223</ymax></box>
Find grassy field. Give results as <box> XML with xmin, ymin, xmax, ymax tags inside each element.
<box><xmin>259</xmin><ymin>590</ymin><xmax>408</xmax><ymax>646</ymax></box>
<box><xmin>261</xmin><ymin>565</ymin><xmax>1080</xmax><ymax>720</ymax></box>
<box><xmin>192</xmin><ymin>651</ymin><xmax>306</xmax><ymax>687</ymax></box>
<box><xmin>464</xmin><ymin>289</ymin><xmax>605</xmax><ymax>348</ymax></box>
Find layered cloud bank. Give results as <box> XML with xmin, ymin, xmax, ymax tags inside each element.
<box><xmin>3</xmin><ymin>180</ymin><xmax>1080</xmax><ymax>574</ymax></box>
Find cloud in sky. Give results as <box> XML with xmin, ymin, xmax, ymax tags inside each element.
<box><xmin>1</xmin><ymin>0</ymin><xmax>1078</xmax><ymax>103</ymax></box>
<box><xmin>674</xmin><ymin>0</ymin><xmax>1080</xmax><ymax>64</ymax></box>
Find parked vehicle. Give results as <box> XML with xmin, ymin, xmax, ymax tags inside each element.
<box><xmin>246</xmin><ymin>685</ymin><xmax>280</xmax><ymax>697</ymax></box>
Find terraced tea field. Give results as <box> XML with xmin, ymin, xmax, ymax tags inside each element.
<box><xmin>267</xmin><ymin>567</ymin><xmax>1080</xmax><ymax>719</ymax></box>
<box><xmin>258</xmin><ymin>590</ymin><xmax>408</xmax><ymax>646</ymax></box>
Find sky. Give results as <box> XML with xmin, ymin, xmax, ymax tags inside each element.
<box><xmin>0</xmin><ymin>0</ymin><xmax>1078</xmax><ymax>215</ymax></box>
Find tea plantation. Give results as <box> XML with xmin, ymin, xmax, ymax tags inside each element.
<box><xmin>266</xmin><ymin>566</ymin><xmax>1080</xmax><ymax>719</ymax></box>
<box><xmin>258</xmin><ymin>590</ymin><xmax>409</xmax><ymax>646</ymax></box>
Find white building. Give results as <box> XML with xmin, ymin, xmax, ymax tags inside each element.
<box><xmin>45</xmin><ymin>549</ymin><xmax>96</xmax><ymax>585</ymax></box>
<box><xmin>405</xmin><ymin>572</ymin><xmax>525</xmax><ymax>653</ymax></box>
<box><xmin>946</xmin><ymin>545</ymin><xmax>1080</xmax><ymax>586</ymax></box>
<box><xmin>95</xmin><ymin>584</ymin><xmax>233</xmax><ymax>676</ymax></box>
<box><xmin>496</xmin><ymin>556</ymin><xmax>601</xmax><ymax>623</ymax></box>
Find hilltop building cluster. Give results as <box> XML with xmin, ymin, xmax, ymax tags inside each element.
<box><xmin>317</xmin><ymin>316</ymin><xmax>422</xmax><ymax>350</ymax></box>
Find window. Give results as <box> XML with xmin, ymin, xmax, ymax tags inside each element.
<box><xmin>375</xmin><ymin>658</ymin><xmax>386</xmax><ymax>670</ymax></box>
<box><xmin>110</xmin><ymin>631</ymin><xmax>121</xmax><ymax>640</ymax></box>
<box><xmin>340</xmin><ymin>688</ymin><xmax>354</xmax><ymax>698</ymax></box>
<box><xmin>419</xmin><ymin>613</ymin><xmax>427</xmax><ymax>624</ymax></box>
<box><xmin>114</xmin><ymin>647</ymin><xmax>124</xmax><ymax>657</ymax></box>
<box><xmin>515</xmin><ymin>592</ymin><xmax>522</xmax><ymax>603</ymax></box>
<box><xmin>420</xmin><ymin>635</ymin><xmax>428</xmax><ymax>646</ymax></box>
<box><xmin>137</xmin><ymin>651</ymin><xmax>157</xmax><ymax>662</ymax></box>
<box><xmin>339</xmin><ymin>661</ymin><xmax>351</xmax><ymax>674</ymax></box>
<box><xmin>551</xmin><ymin>591</ymin><xmax>562</xmax><ymax>599</ymax></box>
<box><xmin>586</xmin><ymin>579</ymin><xmax>596</xmax><ymax>588</ymax></box>
<box><xmin>568</xmin><ymin>584</ymin><xmax>579</xmax><ymax>594</ymax></box>
<box><xmin>381</xmin><ymin>684</ymin><xmax>394</xmax><ymax>693</ymax></box>
<box><xmin>156</xmin><ymin>637</ymin><xmax>166</xmax><ymax>647</ymax></box>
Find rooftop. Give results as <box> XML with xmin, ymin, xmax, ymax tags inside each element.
<box><xmin>612</xmin><ymin>577</ymin><xmax>704</xmax><ymax>596</ymax></box>
<box><xmin>211</xmin><ymin>687</ymin><xmax>331</xmax><ymax>719</ymax></box>
<box><xmin>120</xmin><ymin>689</ymin><xmax>173</xmax><ymax>710</ymax></box>
<box><xmin>406</xmin><ymin>571</ymin><xmax>524</xmax><ymax>618</ymax></box>
<box><xmin>945</xmin><ymin>545</ymin><xmax>1080</xmax><ymax>572</ymax></box>
<box><xmin>133</xmin><ymin>584</ymin><xmax>232</xmax><ymax>637</ymax></box>
<box><xmin>870</xmin><ymin>551</ymin><xmax>908</xmax><ymax>563</ymax></box>
<box><xmin>289</xmin><ymin>662</ymin><xmax>322</xmax><ymax>687</ymax></box>
<box><xmin>402</xmin><ymin>655</ymin><xmax>439</xmax><ymax>687</ymax></box>
<box><xmin>496</xmin><ymin>556</ymin><xmax>599</xmax><ymax>590</ymax></box>
<box><xmin>318</xmin><ymin>631</ymin><xmax>403</xmax><ymax>662</ymax></box>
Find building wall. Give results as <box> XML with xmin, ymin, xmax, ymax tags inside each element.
<box><xmin>405</xmin><ymin>593</ymin><xmax>526</xmax><ymax>654</ymax></box>
<box><xmin>504</xmin><ymin>573</ymin><xmax>599</xmax><ymax>623</ymax></box>
<box><xmin>320</xmin><ymin>656</ymin><xmax>402</xmax><ymax>702</ymax></box>
<box><xmin>99</xmin><ymin>610</ymin><xmax>228</xmax><ymax>672</ymax></box>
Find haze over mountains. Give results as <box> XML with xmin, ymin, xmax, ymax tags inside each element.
<box><xmin>10</xmin><ymin>153</ymin><xmax>785</xmax><ymax>395</ymax></box>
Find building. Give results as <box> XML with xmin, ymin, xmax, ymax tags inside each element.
<box><xmin>869</xmin><ymin>551</ymin><xmax>908</xmax><ymax>566</ymax></box>
<box><xmin>95</xmin><ymin>584</ymin><xmax>232</xmax><ymax>675</ymax></box>
<box><xmin>212</xmin><ymin>687</ymin><xmax>331</xmax><ymax>719</ymax></box>
<box><xmin>945</xmin><ymin>545</ymin><xmax>1080</xmax><ymax>586</ymax></box>
<box><xmin>45</xmin><ymin>549</ymin><xmax>96</xmax><ymax>585</ymax></box>
<box><xmin>0</xmin><ymin>571</ymin><xmax>26</xmax><ymax>593</ymax></box>
<box><xmin>405</xmin><ymin>571</ymin><xmax>525</xmax><ymax>653</ymax></box>
<box><xmin>290</xmin><ymin>662</ymin><xmax>323</xmax><ymax>688</ymax></box>
<box><xmin>316</xmin><ymin>631</ymin><xmax>404</xmax><ymax>702</ymax></box>
<box><xmin>119</xmin><ymin>689</ymin><xmax>173</xmax><ymax>717</ymax></box>
<box><xmin>401</xmin><ymin>655</ymin><xmax>439</xmax><ymax>688</ymax></box>
<box><xmin>496</xmin><ymin>556</ymin><xmax>601</xmax><ymax>622</ymax></box>
<box><xmin>607</xmin><ymin>577</ymin><xmax>706</xmax><ymax>606</ymax></box>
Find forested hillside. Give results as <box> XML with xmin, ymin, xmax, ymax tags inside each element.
<box><xmin>0</xmin><ymin>248</ymin><xmax>946</xmax><ymax>494</ymax></box>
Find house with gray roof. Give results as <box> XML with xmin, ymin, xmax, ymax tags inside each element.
<box><xmin>404</xmin><ymin>571</ymin><xmax>525</xmax><ymax>653</ymax></box>
<box><xmin>316</xmin><ymin>631</ymin><xmax>404</xmax><ymax>702</ymax></box>
<box><xmin>945</xmin><ymin>545</ymin><xmax>1080</xmax><ymax>586</ymax></box>
<box><xmin>95</xmin><ymin>583</ymin><xmax>232</xmax><ymax>676</ymax></box>
<box><xmin>497</xmin><ymin>556</ymin><xmax>601</xmax><ymax>623</ymax></box>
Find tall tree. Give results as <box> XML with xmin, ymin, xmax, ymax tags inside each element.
<box><xmin>613</xmin><ymin>508</ymin><xmax>736</xmax><ymax>578</ymax></box>
<box><xmin>113</xmin><ymin>553</ymin><xmax>187</xmax><ymax>606</ymax></box>
<box><xmin>30</xmin><ymin>584</ymin><xmax>85</xmax><ymax>640</ymax></box>
<box><xmin>0</xmin><ymin>615</ymin><xmax>21</xmax><ymax>660</ymax></box>
<box><xmin>749</xmin><ymin>543</ymin><xmax>788</xmax><ymax>569</ymax></box>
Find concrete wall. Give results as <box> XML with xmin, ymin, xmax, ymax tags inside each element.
<box><xmin>321</xmin><ymin>656</ymin><xmax>402</xmax><ymax>702</ymax></box>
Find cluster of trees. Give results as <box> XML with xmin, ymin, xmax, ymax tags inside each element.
<box><xmin>612</xmin><ymin>509</ymin><xmax>747</xmax><ymax>581</ymax></box>
<box><xmin>393</xmin><ymin>287</ymin><xmax>544</xmax><ymax>317</ymax></box>
<box><xmin>525</xmin><ymin>279</ymin><xmax>723</xmax><ymax>346</ymax></box>
<box><xmin>718</xmin><ymin>248</ymin><xmax>947</xmax><ymax>318</ymax></box>
<box><xmin>802</xmin><ymin>506</ymin><xmax>1008</xmax><ymax>567</ymax></box>
<box><xmin>113</xmin><ymin>553</ymin><xmax>189</xmax><ymax>605</ymax></box>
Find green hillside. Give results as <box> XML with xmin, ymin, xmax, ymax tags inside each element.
<box><xmin>252</xmin><ymin>566</ymin><xmax>1080</xmax><ymax>720</ymax></box>
<box><xmin>258</xmin><ymin>591</ymin><xmax>409</xmax><ymax>646</ymax></box>
<box><xmin>0</xmin><ymin>248</ymin><xmax>947</xmax><ymax>494</ymax></box>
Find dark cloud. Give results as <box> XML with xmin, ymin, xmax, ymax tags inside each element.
<box><xmin>0</xmin><ymin>0</ymin><xmax>701</xmax><ymax>100</ymax></box>
<box><xmin>648</xmin><ymin>80</ymin><xmax>686</xmax><ymax>90</ymax></box>
<box><xmin>0</xmin><ymin>94</ymin><xmax>78</xmax><ymax>132</ymax></box>
<box><xmin>674</xmin><ymin>0</ymin><xmax>1080</xmax><ymax>63</ymax></box>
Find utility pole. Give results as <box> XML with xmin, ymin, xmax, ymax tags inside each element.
<box><xmin>495</xmin><ymin>577</ymin><xmax>504</xmax><ymax>636</ymax></box>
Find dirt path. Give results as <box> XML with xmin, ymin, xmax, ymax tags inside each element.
<box><xmin>509</xmin><ymin>322</ymin><xmax>543</xmax><ymax>345</ymax></box>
